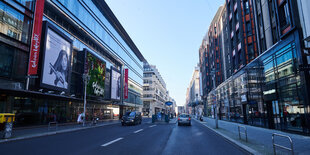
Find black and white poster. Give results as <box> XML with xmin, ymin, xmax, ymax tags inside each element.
<box><xmin>111</xmin><ymin>68</ymin><xmax>121</xmax><ymax>100</ymax></box>
<box><xmin>41</xmin><ymin>26</ymin><xmax>72</xmax><ymax>91</ymax></box>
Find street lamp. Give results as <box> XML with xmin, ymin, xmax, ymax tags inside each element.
<box><xmin>210</xmin><ymin>68</ymin><xmax>218</xmax><ymax>129</ymax></box>
<box><xmin>83</xmin><ymin>73</ymin><xmax>90</xmax><ymax>127</ymax></box>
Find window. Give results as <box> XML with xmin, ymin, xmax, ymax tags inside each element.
<box><xmin>268</xmin><ymin>0</ymin><xmax>279</xmax><ymax>43</ymax></box>
<box><xmin>235</xmin><ymin>11</ymin><xmax>239</xmax><ymax>22</ymax></box>
<box><xmin>15</xmin><ymin>0</ymin><xmax>35</xmax><ymax>10</ymax></box>
<box><xmin>0</xmin><ymin>43</ymin><xmax>27</xmax><ymax>80</ymax></box>
<box><xmin>236</xmin><ymin>30</ymin><xmax>240</xmax><ymax>43</ymax></box>
<box><xmin>0</xmin><ymin>1</ymin><xmax>32</xmax><ymax>44</ymax></box>
<box><xmin>278</xmin><ymin>1</ymin><xmax>291</xmax><ymax>30</ymax></box>
<box><xmin>246</xmin><ymin>22</ymin><xmax>252</xmax><ymax>35</ymax></box>
<box><xmin>143</xmin><ymin>73</ymin><xmax>152</xmax><ymax>77</ymax></box>
<box><xmin>248</xmin><ymin>44</ymin><xmax>255</xmax><ymax>60</ymax></box>
<box><xmin>245</xmin><ymin>0</ymin><xmax>250</xmax><ymax>14</ymax></box>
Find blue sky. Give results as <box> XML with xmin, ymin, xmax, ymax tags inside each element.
<box><xmin>105</xmin><ymin>0</ymin><xmax>225</xmax><ymax>106</ymax></box>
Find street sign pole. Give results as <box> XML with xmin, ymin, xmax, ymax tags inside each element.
<box><xmin>215</xmin><ymin>104</ymin><xmax>218</xmax><ymax>129</ymax></box>
<box><xmin>83</xmin><ymin>74</ymin><xmax>89</xmax><ymax>127</ymax></box>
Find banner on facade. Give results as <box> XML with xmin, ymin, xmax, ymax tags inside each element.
<box><xmin>28</xmin><ymin>0</ymin><xmax>45</xmax><ymax>75</ymax></box>
<box><xmin>124</xmin><ymin>68</ymin><xmax>128</xmax><ymax>99</ymax></box>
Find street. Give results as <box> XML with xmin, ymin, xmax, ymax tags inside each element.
<box><xmin>0</xmin><ymin>119</ymin><xmax>248</xmax><ymax>155</ymax></box>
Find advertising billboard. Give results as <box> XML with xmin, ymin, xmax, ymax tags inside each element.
<box><xmin>111</xmin><ymin>67</ymin><xmax>121</xmax><ymax>100</ymax></box>
<box><xmin>85</xmin><ymin>51</ymin><xmax>106</xmax><ymax>97</ymax></box>
<box><xmin>40</xmin><ymin>22</ymin><xmax>72</xmax><ymax>92</ymax></box>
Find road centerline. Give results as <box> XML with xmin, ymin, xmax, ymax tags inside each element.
<box><xmin>134</xmin><ymin>129</ymin><xmax>143</xmax><ymax>133</ymax></box>
<box><xmin>149</xmin><ymin>125</ymin><xmax>157</xmax><ymax>128</ymax></box>
<box><xmin>101</xmin><ymin>137</ymin><xmax>123</xmax><ymax>147</ymax></box>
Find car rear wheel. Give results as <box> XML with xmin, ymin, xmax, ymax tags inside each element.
<box><xmin>122</xmin><ymin>122</ymin><xmax>125</xmax><ymax>126</ymax></box>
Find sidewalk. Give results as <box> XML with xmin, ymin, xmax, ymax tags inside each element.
<box><xmin>199</xmin><ymin>117</ymin><xmax>310</xmax><ymax>155</ymax></box>
<box><xmin>0</xmin><ymin>119</ymin><xmax>120</xmax><ymax>143</ymax></box>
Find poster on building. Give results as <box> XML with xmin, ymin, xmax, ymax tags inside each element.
<box><xmin>111</xmin><ymin>68</ymin><xmax>121</xmax><ymax>100</ymax></box>
<box><xmin>85</xmin><ymin>51</ymin><xmax>106</xmax><ymax>97</ymax></box>
<box><xmin>41</xmin><ymin>23</ymin><xmax>72</xmax><ymax>92</ymax></box>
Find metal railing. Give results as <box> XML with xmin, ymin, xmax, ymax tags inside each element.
<box><xmin>238</xmin><ymin>125</ymin><xmax>247</xmax><ymax>142</ymax></box>
<box><xmin>48</xmin><ymin>122</ymin><xmax>58</xmax><ymax>131</ymax></box>
<box><xmin>272</xmin><ymin>133</ymin><xmax>294</xmax><ymax>155</ymax></box>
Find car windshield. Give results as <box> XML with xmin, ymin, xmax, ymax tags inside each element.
<box><xmin>129</xmin><ymin>112</ymin><xmax>135</xmax><ymax>117</ymax></box>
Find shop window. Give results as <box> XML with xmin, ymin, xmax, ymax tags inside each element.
<box><xmin>278</xmin><ymin>1</ymin><xmax>291</xmax><ymax>31</ymax></box>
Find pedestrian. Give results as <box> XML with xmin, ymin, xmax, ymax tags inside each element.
<box><xmin>77</xmin><ymin>113</ymin><xmax>83</xmax><ymax>124</ymax></box>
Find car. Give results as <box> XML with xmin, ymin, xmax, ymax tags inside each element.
<box><xmin>121</xmin><ymin>111</ymin><xmax>142</xmax><ymax>126</ymax></box>
<box><xmin>178</xmin><ymin>114</ymin><xmax>191</xmax><ymax>126</ymax></box>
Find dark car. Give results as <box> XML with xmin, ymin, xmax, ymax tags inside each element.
<box><xmin>178</xmin><ymin>114</ymin><xmax>191</xmax><ymax>126</ymax></box>
<box><xmin>121</xmin><ymin>111</ymin><xmax>142</xmax><ymax>126</ymax></box>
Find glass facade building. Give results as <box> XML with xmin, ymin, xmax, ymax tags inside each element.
<box><xmin>0</xmin><ymin>0</ymin><xmax>145</xmax><ymax>127</ymax></box>
<box><xmin>200</xmin><ymin>0</ymin><xmax>310</xmax><ymax>135</ymax></box>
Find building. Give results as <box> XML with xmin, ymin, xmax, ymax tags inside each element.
<box><xmin>199</xmin><ymin>0</ymin><xmax>310</xmax><ymax>135</ymax></box>
<box><xmin>177</xmin><ymin>106</ymin><xmax>185</xmax><ymax>115</ymax></box>
<box><xmin>185</xmin><ymin>65</ymin><xmax>203</xmax><ymax>116</ymax></box>
<box><xmin>142</xmin><ymin>63</ymin><xmax>170</xmax><ymax>116</ymax></box>
<box><xmin>0</xmin><ymin>0</ymin><xmax>145</xmax><ymax>127</ymax></box>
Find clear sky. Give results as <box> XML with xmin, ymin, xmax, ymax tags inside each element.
<box><xmin>105</xmin><ymin>0</ymin><xmax>225</xmax><ymax>106</ymax></box>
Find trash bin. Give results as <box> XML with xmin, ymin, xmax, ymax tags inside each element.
<box><xmin>0</xmin><ymin>113</ymin><xmax>15</xmax><ymax>139</ymax></box>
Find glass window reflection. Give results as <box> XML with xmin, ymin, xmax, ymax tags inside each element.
<box><xmin>15</xmin><ymin>0</ymin><xmax>34</xmax><ymax>10</ymax></box>
<box><xmin>56</xmin><ymin>0</ymin><xmax>143</xmax><ymax>74</ymax></box>
<box><xmin>0</xmin><ymin>1</ymin><xmax>31</xmax><ymax>44</ymax></box>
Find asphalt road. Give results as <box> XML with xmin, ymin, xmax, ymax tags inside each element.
<box><xmin>0</xmin><ymin>118</ymin><xmax>249</xmax><ymax>155</ymax></box>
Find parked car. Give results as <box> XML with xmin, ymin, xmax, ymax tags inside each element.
<box><xmin>121</xmin><ymin>111</ymin><xmax>142</xmax><ymax>126</ymax></box>
<box><xmin>178</xmin><ymin>114</ymin><xmax>191</xmax><ymax>126</ymax></box>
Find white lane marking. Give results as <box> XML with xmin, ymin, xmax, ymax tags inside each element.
<box><xmin>101</xmin><ymin>137</ymin><xmax>123</xmax><ymax>147</ymax></box>
<box><xmin>134</xmin><ymin>129</ymin><xmax>143</xmax><ymax>133</ymax></box>
<box><xmin>149</xmin><ymin>125</ymin><xmax>157</xmax><ymax>128</ymax></box>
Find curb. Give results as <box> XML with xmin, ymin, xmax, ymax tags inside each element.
<box><xmin>193</xmin><ymin>119</ymin><xmax>261</xmax><ymax>155</ymax></box>
<box><xmin>0</xmin><ymin>122</ymin><xmax>119</xmax><ymax>144</ymax></box>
